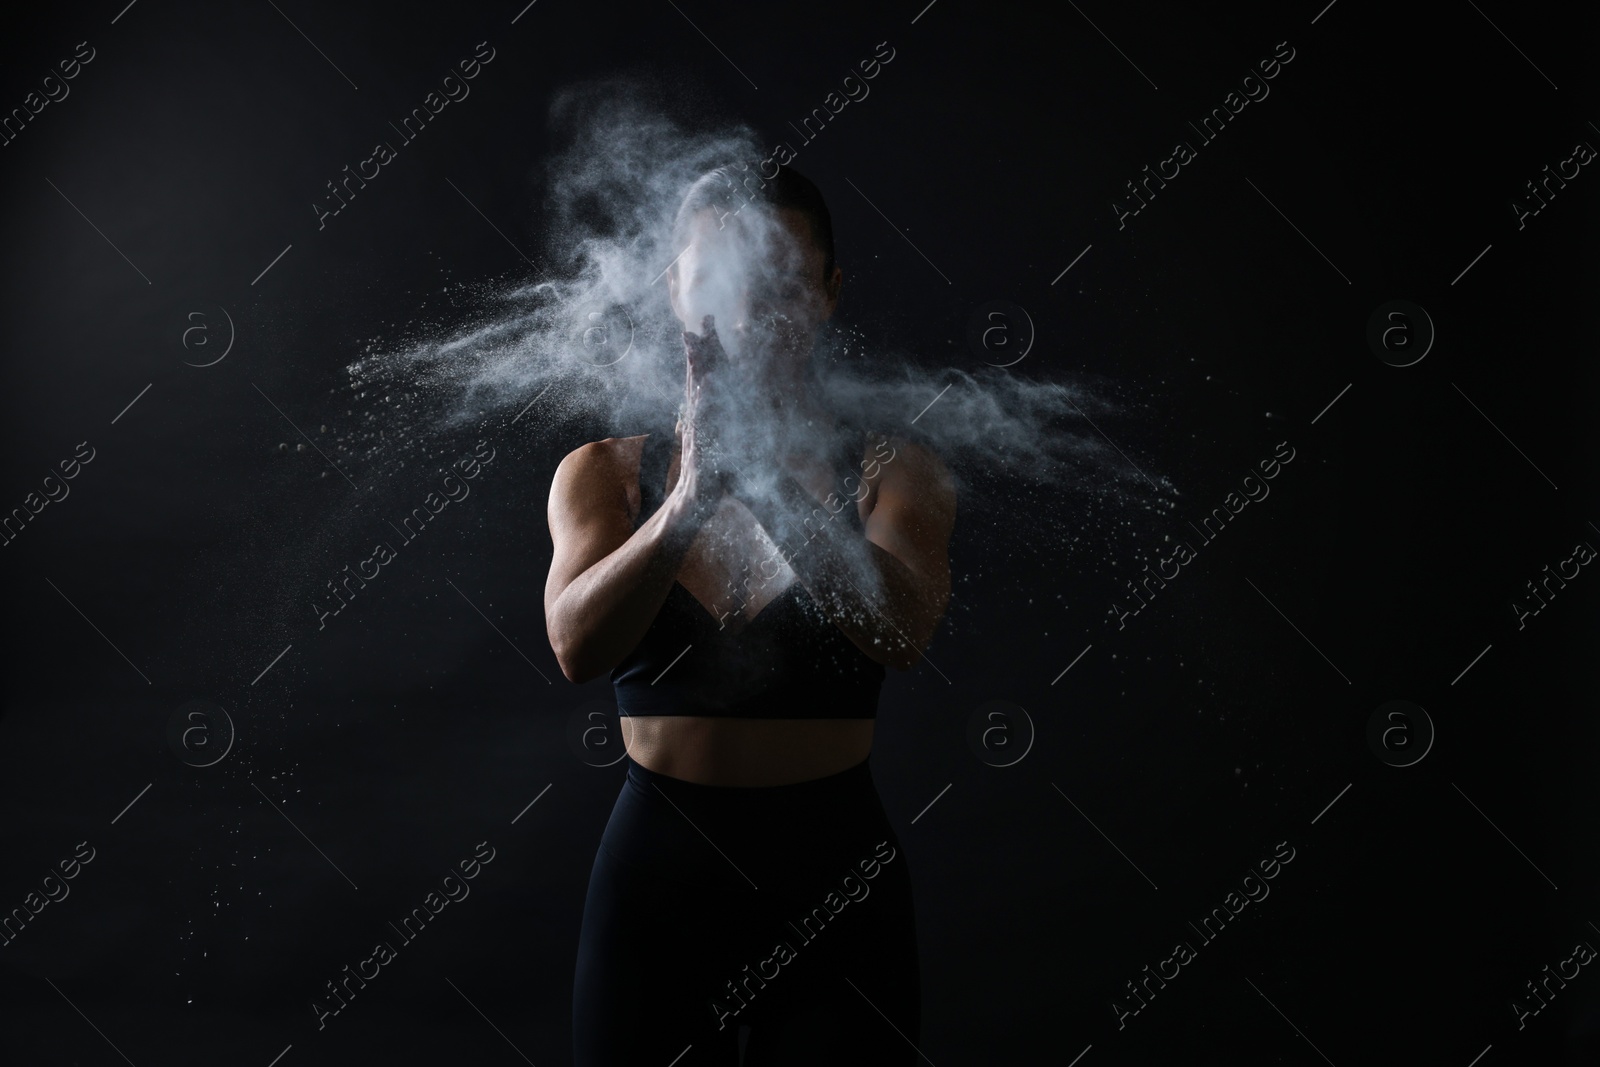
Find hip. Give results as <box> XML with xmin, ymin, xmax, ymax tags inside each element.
<box><xmin>597</xmin><ymin>750</ymin><xmax>898</xmax><ymax>895</ymax></box>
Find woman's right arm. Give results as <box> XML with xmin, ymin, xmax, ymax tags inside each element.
<box><xmin>543</xmin><ymin>441</ymin><xmax>716</xmax><ymax>683</ymax></box>
<box><xmin>546</xmin><ymin>319</ymin><xmax>730</xmax><ymax>683</ymax></box>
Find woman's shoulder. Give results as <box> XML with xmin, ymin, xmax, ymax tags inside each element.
<box><xmin>550</xmin><ymin>435</ymin><xmax>653</xmax><ymax>502</ymax></box>
<box><xmin>858</xmin><ymin>427</ymin><xmax>954</xmax><ymax>502</ymax></box>
<box><xmin>558</xmin><ymin>433</ymin><xmax>651</xmax><ymax>471</ymax></box>
<box><xmin>854</xmin><ymin>425</ymin><xmax>945</xmax><ymax>469</ymax></box>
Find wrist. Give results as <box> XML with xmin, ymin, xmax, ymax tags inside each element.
<box><xmin>661</xmin><ymin>481</ymin><xmax>717</xmax><ymax>542</ymax></box>
<box><xmin>741</xmin><ymin>471</ymin><xmax>817</xmax><ymax>547</ymax></box>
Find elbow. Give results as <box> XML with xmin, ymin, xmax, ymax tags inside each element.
<box><xmin>555</xmin><ymin>653</ymin><xmax>592</xmax><ymax>685</ymax></box>
<box><xmin>551</xmin><ymin>637</ymin><xmax>603</xmax><ymax>685</ymax></box>
<box><xmin>547</xmin><ymin>613</ymin><xmax>603</xmax><ymax>684</ymax></box>
<box><xmin>553</xmin><ymin>649</ymin><xmax>601</xmax><ymax>684</ymax></box>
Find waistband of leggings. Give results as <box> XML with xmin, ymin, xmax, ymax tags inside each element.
<box><xmin>624</xmin><ymin>753</ymin><xmax>876</xmax><ymax>807</ymax></box>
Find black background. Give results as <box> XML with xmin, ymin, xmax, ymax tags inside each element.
<box><xmin>1</xmin><ymin>1</ymin><xmax>1595</xmax><ymax>1064</ymax></box>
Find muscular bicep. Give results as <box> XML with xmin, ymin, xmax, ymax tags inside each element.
<box><xmin>544</xmin><ymin>442</ymin><xmax>636</xmax><ymax>616</ymax></box>
<box><xmin>862</xmin><ymin>439</ymin><xmax>956</xmax><ymax>615</ymax></box>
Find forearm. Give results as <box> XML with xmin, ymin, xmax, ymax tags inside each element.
<box><xmin>549</xmin><ymin>490</ymin><xmax>712</xmax><ymax>682</ymax></box>
<box><xmin>736</xmin><ymin>472</ymin><xmax>938</xmax><ymax>669</ymax></box>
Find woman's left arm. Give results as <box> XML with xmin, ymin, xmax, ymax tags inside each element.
<box><xmin>731</xmin><ymin>436</ymin><xmax>956</xmax><ymax>670</ymax></box>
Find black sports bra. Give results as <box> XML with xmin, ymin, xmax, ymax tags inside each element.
<box><xmin>609</xmin><ymin>426</ymin><xmax>887</xmax><ymax>718</ymax></box>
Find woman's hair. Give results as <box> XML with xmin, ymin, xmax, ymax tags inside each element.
<box><xmin>670</xmin><ymin>163</ymin><xmax>836</xmax><ymax>282</ymax></box>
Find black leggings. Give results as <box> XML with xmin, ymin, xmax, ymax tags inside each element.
<box><xmin>572</xmin><ymin>754</ymin><xmax>921</xmax><ymax>1066</ymax></box>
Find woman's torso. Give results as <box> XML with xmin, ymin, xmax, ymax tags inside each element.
<box><xmin>610</xmin><ymin>426</ymin><xmax>883</xmax><ymax>786</ymax></box>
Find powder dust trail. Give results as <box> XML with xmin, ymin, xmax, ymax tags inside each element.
<box><xmin>330</xmin><ymin>78</ymin><xmax>1179</xmax><ymax>640</ymax></box>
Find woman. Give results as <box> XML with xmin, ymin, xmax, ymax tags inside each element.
<box><xmin>546</xmin><ymin>164</ymin><xmax>956</xmax><ymax>1065</ymax></box>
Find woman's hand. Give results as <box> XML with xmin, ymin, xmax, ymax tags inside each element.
<box><xmin>677</xmin><ymin>315</ymin><xmax>736</xmax><ymax>512</ymax></box>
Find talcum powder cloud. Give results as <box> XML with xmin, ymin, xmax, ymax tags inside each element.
<box><xmin>334</xmin><ymin>78</ymin><xmax>1177</xmax><ymax>636</ymax></box>
<box><xmin>349</xmin><ymin>79</ymin><xmax>1151</xmax><ymax>485</ymax></box>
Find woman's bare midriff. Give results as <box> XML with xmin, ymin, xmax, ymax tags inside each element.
<box><xmin>620</xmin><ymin>716</ymin><xmax>875</xmax><ymax>786</ymax></box>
